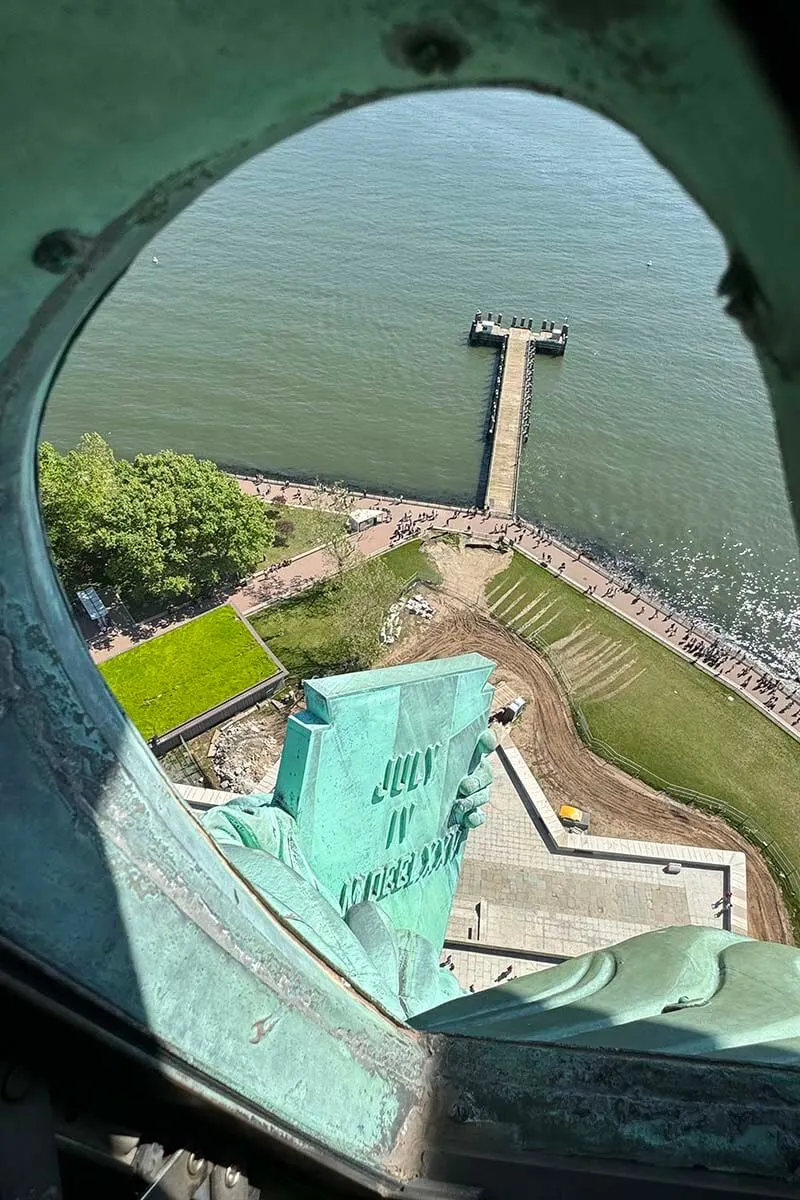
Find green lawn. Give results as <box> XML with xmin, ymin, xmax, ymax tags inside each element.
<box><xmin>251</xmin><ymin>540</ymin><xmax>439</xmax><ymax>681</ymax></box>
<box><xmin>251</xmin><ymin>585</ymin><xmax>346</xmax><ymax>681</ymax></box>
<box><xmin>260</xmin><ymin>505</ymin><xmax>346</xmax><ymax>566</ymax></box>
<box><xmin>100</xmin><ymin>604</ymin><xmax>279</xmax><ymax>740</ymax></box>
<box><xmin>381</xmin><ymin>539</ymin><xmax>442</xmax><ymax>585</ymax></box>
<box><xmin>487</xmin><ymin>553</ymin><xmax>800</xmax><ymax>868</ymax></box>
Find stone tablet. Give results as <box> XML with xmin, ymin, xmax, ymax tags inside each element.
<box><xmin>274</xmin><ymin>653</ymin><xmax>494</xmax><ymax>948</ymax></box>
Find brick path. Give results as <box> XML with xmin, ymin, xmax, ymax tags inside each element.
<box><xmin>88</xmin><ymin>473</ymin><xmax>800</xmax><ymax>746</ymax></box>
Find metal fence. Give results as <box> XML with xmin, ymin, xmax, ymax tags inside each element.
<box><xmin>160</xmin><ymin>737</ymin><xmax>214</xmax><ymax>789</ymax></box>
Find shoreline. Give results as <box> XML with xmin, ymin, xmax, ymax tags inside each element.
<box><xmin>86</xmin><ymin>467</ymin><xmax>800</xmax><ymax>748</ymax></box>
<box><xmin>244</xmin><ymin>470</ymin><xmax>799</xmax><ymax>696</ymax></box>
<box><xmin>235</xmin><ymin>472</ymin><xmax>800</xmax><ymax>747</ymax></box>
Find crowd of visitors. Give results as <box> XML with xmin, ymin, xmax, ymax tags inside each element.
<box><xmin>681</xmin><ymin>632</ymin><xmax>727</xmax><ymax>671</ymax></box>
<box><xmin>389</xmin><ymin>507</ymin><xmax>439</xmax><ymax>544</ymax></box>
<box><xmin>238</xmin><ymin>474</ymin><xmax>800</xmax><ymax>737</ymax></box>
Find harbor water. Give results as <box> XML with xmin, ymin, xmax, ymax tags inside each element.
<box><xmin>45</xmin><ymin>90</ymin><xmax>800</xmax><ymax>678</ymax></box>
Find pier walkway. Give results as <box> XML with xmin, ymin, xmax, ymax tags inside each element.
<box><xmin>483</xmin><ymin>327</ymin><xmax>532</xmax><ymax>515</ymax></box>
<box><xmin>469</xmin><ymin>312</ymin><xmax>568</xmax><ymax>516</ymax></box>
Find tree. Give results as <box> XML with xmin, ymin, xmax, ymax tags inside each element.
<box><xmin>327</xmin><ymin>554</ymin><xmax>399</xmax><ymax>671</ymax></box>
<box><xmin>37</xmin><ymin>433</ymin><xmax>120</xmax><ymax>591</ymax></box>
<box><xmin>304</xmin><ymin>479</ymin><xmax>398</xmax><ymax>669</ymax></box>
<box><xmin>38</xmin><ymin>434</ymin><xmax>275</xmax><ymax>612</ymax></box>
<box><xmin>307</xmin><ymin>479</ymin><xmax>357</xmax><ymax>574</ymax></box>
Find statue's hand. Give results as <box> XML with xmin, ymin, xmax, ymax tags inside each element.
<box><xmin>450</xmin><ymin>729</ymin><xmax>496</xmax><ymax>830</ymax></box>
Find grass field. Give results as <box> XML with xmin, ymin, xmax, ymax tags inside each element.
<box><xmin>252</xmin><ymin>540</ymin><xmax>439</xmax><ymax>681</ymax></box>
<box><xmin>487</xmin><ymin>552</ymin><xmax>800</xmax><ymax>866</ymax></box>
<box><xmin>100</xmin><ymin>605</ymin><xmax>279</xmax><ymax>739</ymax></box>
<box><xmin>381</xmin><ymin>538</ymin><xmax>441</xmax><ymax>586</ymax></box>
<box><xmin>260</xmin><ymin>505</ymin><xmax>346</xmax><ymax>566</ymax></box>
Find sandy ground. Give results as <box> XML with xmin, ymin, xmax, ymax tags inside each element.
<box><xmin>384</xmin><ymin>545</ymin><xmax>793</xmax><ymax>946</ymax></box>
<box><xmin>427</xmin><ymin>538</ymin><xmax>509</xmax><ymax>606</ymax></box>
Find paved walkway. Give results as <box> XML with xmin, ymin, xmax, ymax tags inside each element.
<box><xmin>176</xmin><ymin>742</ymin><xmax>743</xmax><ymax>999</ymax></box>
<box><xmin>88</xmin><ymin>473</ymin><xmax>800</xmax><ymax>745</ymax></box>
<box><xmin>238</xmin><ymin>477</ymin><xmax>800</xmax><ymax>741</ymax></box>
<box><xmin>444</xmin><ymin>741</ymin><xmax>745</xmax><ymax>994</ymax></box>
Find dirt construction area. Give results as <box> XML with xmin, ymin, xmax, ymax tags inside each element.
<box><xmin>386</xmin><ymin>542</ymin><xmax>793</xmax><ymax>945</ymax></box>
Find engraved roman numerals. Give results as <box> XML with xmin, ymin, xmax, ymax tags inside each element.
<box><xmin>385</xmin><ymin>802</ymin><xmax>415</xmax><ymax>850</ymax></box>
<box><xmin>372</xmin><ymin>743</ymin><xmax>442</xmax><ymax>849</ymax></box>
<box><xmin>372</xmin><ymin>743</ymin><xmax>440</xmax><ymax>805</ymax></box>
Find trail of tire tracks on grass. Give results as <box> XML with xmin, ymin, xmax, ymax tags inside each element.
<box><xmin>388</xmin><ymin>606</ymin><xmax>793</xmax><ymax>946</ymax></box>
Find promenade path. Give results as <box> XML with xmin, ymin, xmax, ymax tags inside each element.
<box><xmin>88</xmin><ymin>474</ymin><xmax>800</xmax><ymax>744</ymax></box>
<box><xmin>236</xmin><ymin>477</ymin><xmax>800</xmax><ymax>742</ymax></box>
<box><xmin>483</xmin><ymin>326</ymin><xmax>530</xmax><ymax>514</ymax></box>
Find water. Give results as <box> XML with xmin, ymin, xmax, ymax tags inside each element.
<box><xmin>45</xmin><ymin>90</ymin><xmax>800</xmax><ymax>678</ymax></box>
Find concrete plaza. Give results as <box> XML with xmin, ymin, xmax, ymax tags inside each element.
<box><xmin>445</xmin><ymin>740</ymin><xmax>746</xmax><ymax>994</ymax></box>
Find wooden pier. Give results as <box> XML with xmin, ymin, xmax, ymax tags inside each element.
<box><xmin>469</xmin><ymin>312</ymin><xmax>568</xmax><ymax>516</ymax></box>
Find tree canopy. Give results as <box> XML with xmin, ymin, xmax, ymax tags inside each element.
<box><xmin>327</xmin><ymin>554</ymin><xmax>399</xmax><ymax>671</ymax></box>
<box><xmin>307</xmin><ymin>479</ymin><xmax>358</xmax><ymax>574</ymax></box>
<box><xmin>38</xmin><ymin>434</ymin><xmax>274</xmax><ymax>612</ymax></box>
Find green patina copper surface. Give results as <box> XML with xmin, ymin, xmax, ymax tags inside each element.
<box><xmin>275</xmin><ymin>654</ymin><xmax>494</xmax><ymax>947</ymax></box>
<box><xmin>201</xmin><ymin>654</ymin><xmax>496</xmax><ymax>1017</ymax></box>
<box><xmin>3</xmin><ymin>0</ymin><xmax>800</xmax><ymax>1185</ymax></box>
<box><xmin>415</xmin><ymin>925</ymin><xmax>800</xmax><ymax>1063</ymax></box>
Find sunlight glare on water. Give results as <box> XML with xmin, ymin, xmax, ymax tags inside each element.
<box><xmin>46</xmin><ymin>90</ymin><xmax>800</xmax><ymax>679</ymax></box>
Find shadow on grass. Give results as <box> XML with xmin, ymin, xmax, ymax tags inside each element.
<box><xmin>250</xmin><ymin>583</ymin><xmax>351</xmax><ymax>682</ymax></box>
<box><xmin>252</xmin><ymin>541</ymin><xmax>442</xmax><ymax>686</ymax></box>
